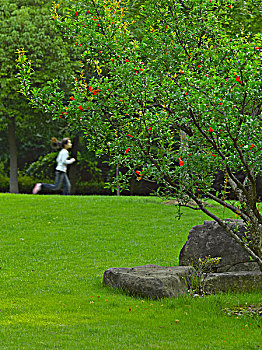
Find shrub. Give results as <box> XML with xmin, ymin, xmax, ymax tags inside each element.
<box><xmin>75</xmin><ymin>181</ymin><xmax>112</xmax><ymax>195</ymax></box>
<box><xmin>0</xmin><ymin>175</ymin><xmax>54</xmax><ymax>194</ymax></box>
<box><xmin>0</xmin><ymin>174</ymin><xmax>112</xmax><ymax>195</ymax></box>
<box><xmin>0</xmin><ymin>175</ymin><xmax>9</xmax><ymax>192</ymax></box>
<box><xmin>24</xmin><ymin>153</ymin><xmax>57</xmax><ymax>180</ymax></box>
<box><xmin>185</xmin><ymin>256</ymin><xmax>222</xmax><ymax>296</ymax></box>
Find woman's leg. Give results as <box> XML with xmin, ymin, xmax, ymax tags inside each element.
<box><xmin>62</xmin><ymin>173</ymin><xmax>71</xmax><ymax>195</ymax></box>
<box><xmin>41</xmin><ymin>171</ymin><xmax>65</xmax><ymax>192</ymax></box>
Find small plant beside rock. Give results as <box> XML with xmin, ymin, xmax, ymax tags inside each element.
<box><xmin>185</xmin><ymin>256</ymin><xmax>221</xmax><ymax>296</ymax></box>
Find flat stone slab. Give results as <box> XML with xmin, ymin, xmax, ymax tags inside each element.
<box><xmin>204</xmin><ymin>271</ymin><xmax>262</xmax><ymax>293</ymax></box>
<box><xmin>103</xmin><ymin>265</ymin><xmax>262</xmax><ymax>299</ymax></box>
<box><xmin>103</xmin><ymin>265</ymin><xmax>191</xmax><ymax>299</ymax></box>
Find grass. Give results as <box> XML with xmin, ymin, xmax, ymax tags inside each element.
<box><xmin>0</xmin><ymin>193</ymin><xmax>261</xmax><ymax>349</ymax></box>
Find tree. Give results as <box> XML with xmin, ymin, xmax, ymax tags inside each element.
<box><xmin>16</xmin><ymin>0</ymin><xmax>262</xmax><ymax>269</ymax></box>
<box><xmin>0</xmin><ymin>0</ymin><xmax>78</xmax><ymax>192</ymax></box>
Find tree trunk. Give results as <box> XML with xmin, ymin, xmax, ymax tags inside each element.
<box><xmin>116</xmin><ymin>165</ymin><xmax>120</xmax><ymax>196</ymax></box>
<box><xmin>68</xmin><ymin>135</ymin><xmax>79</xmax><ymax>194</ymax></box>
<box><xmin>8</xmin><ymin>117</ymin><xmax>19</xmax><ymax>193</ymax></box>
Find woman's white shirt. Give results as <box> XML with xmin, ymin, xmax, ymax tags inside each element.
<box><xmin>56</xmin><ymin>149</ymin><xmax>74</xmax><ymax>173</ymax></box>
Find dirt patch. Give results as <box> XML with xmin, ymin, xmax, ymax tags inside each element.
<box><xmin>162</xmin><ymin>199</ymin><xmax>213</xmax><ymax>207</ymax></box>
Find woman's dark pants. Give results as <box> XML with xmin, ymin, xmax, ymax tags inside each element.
<box><xmin>41</xmin><ymin>171</ymin><xmax>71</xmax><ymax>195</ymax></box>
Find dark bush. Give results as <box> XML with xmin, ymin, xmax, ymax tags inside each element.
<box><xmin>0</xmin><ymin>174</ymin><xmax>113</xmax><ymax>195</ymax></box>
<box><xmin>75</xmin><ymin>181</ymin><xmax>112</xmax><ymax>195</ymax></box>
<box><xmin>0</xmin><ymin>175</ymin><xmax>9</xmax><ymax>192</ymax></box>
<box><xmin>0</xmin><ymin>175</ymin><xmax>53</xmax><ymax>194</ymax></box>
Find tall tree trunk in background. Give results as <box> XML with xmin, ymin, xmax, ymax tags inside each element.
<box><xmin>68</xmin><ymin>135</ymin><xmax>79</xmax><ymax>194</ymax></box>
<box><xmin>116</xmin><ymin>165</ymin><xmax>120</xmax><ymax>196</ymax></box>
<box><xmin>8</xmin><ymin>117</ymin><xmax>19</xmax><ymax>193</ymax></box>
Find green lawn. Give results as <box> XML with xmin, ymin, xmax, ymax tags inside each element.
<box><xmin>0</xmin><ymin>194</ymin><xmax>261</xmax><ymax>349</ymax></box>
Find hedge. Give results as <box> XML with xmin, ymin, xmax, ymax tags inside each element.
<box><xmin>0</xmin><ymin>175</ymin><xmax>112</xmax><ymax>195</ymax></box>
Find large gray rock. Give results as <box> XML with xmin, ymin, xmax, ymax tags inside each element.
<box><xmin>179</xmin><ymin>219</ymin><xmax>260</xmax><ymax>272</ymax></box>
<box><xmin>103</xmin><ymin>265</ymin><xmax>191</xmax><ymax>299</ymax></box>
<box><xmin>103</xmin><ymin>265</ymin><xmax>262</xmax><ymax>299</ymax></box>
<box><xmin>204</xmin><ymin>271</ymin><xmax>262</xmax><ymax>293</ymax></box>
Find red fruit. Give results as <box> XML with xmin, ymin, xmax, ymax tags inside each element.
<box><xmin>209</xmin><ymin>127</ymin><xmax>214</xmax><ymax>132</ymax></box>
<box><xmin>179</xmin><ymin>158</ymin><xmax>184</xmax><ymax>166</ymax></box>
<box><xmin>70</xmin><ymin>96</ymin><xmax>75</xmax><ymax>100</ymax></box>
<box><xmin>78</xmin><ymin>106</ymin><xmax>83</xmax><ymax>111</ymax></box>
<box><xmin>92</xmin><ymin>89</ymin><xmax>100</xmax><ymax>95</ymax></box>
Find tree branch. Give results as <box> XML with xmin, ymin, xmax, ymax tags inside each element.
<box><xmin>206</xmin><ymin>192</ymin><xmax>250</xmax><ymax>222</ymax></box>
